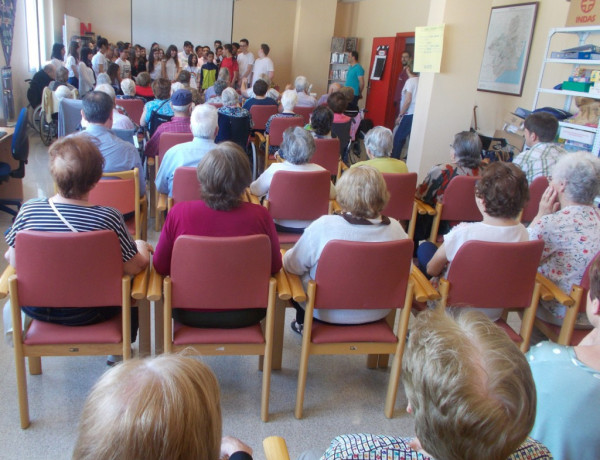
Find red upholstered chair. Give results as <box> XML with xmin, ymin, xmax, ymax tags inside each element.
<box><xmin>520</xmin><ymin>175</ymin><xmax>549</xmax><ymax>224</ymax></box>
<box><xmin>257</xmin><ymin>116</ymin><xmax>305</xmax><ymax>169</ymax></box>
<box><xmin>437</xmin><ymin>240</ymin><xmax>545</xmax><ymax>352</ymax></box>
<box><xmin>154</xmin><ymin>132</ymin><xmax>194</xmax><ymax>230</ymax></box>
<box><xmin>428</xmin><ymin>175</ymin><xmax>482</xmax><ymax>244</ymax></box>
<box><xmin>264</xmin><ymin>169</ymin><xmax>331</xmax><ymax>247</ymax></box>
<box><xmin>249</xmin><ymin>105</ymin><xmax>279</xmax><ymax>132</ymax></box>
<box><xmin>9</xmin><ymin>230</ymin><xmax>135</xmax><ymax>428</ymax></box>
<box><xmin>312</xmin><ymin>138</ymin><xmax>342</xmax><ymax>180</ymax></box>
<box><xmin>294</xmin><ymin>239</ymin><xmax>415</xmax><ymax>419</ymax></box>
<box><xmin>167</xmin><ymin>166</ymin><xmax>200</xmax><ymax>210</ymax></box>
<box><xmin>382</xmin><ymin>173</ymin><xmax>418</xmax><ymax>239</ymax></box>
<box><xmin>162</xmin><ymin>235</ymin><xmax>277</xmax><ymax>422</ymax></box>
<box><xmin>88</xmin><ymin>168</ymin><xmax>147</xmax><ymax>241</ymax></box>
<box><xmin>116</xmin><ymin>98</ymin><xmax>144</xmax><ymax>126</ymax></box>
<box><xmin>534</xmin><ymin>252</ymin><xmax>599</xmax><ymax>345</ymax></box>
<box><xmin>294</xmin><ymin>106</ymin><xmax>314</xmax><ymax>124</ymax></box>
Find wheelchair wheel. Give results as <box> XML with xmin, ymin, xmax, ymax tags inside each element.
<box><xmin>39</xmin><ymin>110</ymin><xmax>54</xmax><ymax>146</ymax></box>
<box><xmin>28</xmin><ymin>105</ymin><xmax>42</xmax><ymax>133</ymax></box>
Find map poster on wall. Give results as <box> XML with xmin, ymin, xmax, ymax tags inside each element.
<box><xmin>477</xmin><ymin>2</ymin><xmax>538</xmax><ymax>96</ymax></box>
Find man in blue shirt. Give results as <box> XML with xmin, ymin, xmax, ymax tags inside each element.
<box><xmin>345</xmin><ymin>50</ymin><xmax>364</xmax><ymax>107</ymax></box>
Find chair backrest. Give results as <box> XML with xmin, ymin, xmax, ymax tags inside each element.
<box><xmin>268</xmin><ymin>116</ymin><xmax>304</xmax><ymax>147</ymax></box>
<box><xmin>117</xmin><ymin>98</ymin><xmax>144</xmax><ymax>125</ymax></box>
<box><xmin>216</xmin><ymin>112</ymin><xmax>251</xmax><ymax>148</ymax></box>
<box><xmin>14</xmin><ymin>230</ymin><xmax>123</xmax><ymax>307</ymax></box>
<box><xmin>445</xmin><ymin>240</ymin><xmax>544</xmax><ymax>309</ymax></box>
<box><xmin>88</xmin><ymin>171</ymin><xmax>137</xmax><ymax>215</ymax></box>
<box><xmin>111</xmin><ymin>128</ymin><xmax>136</xmax><ymax>145</ymax></box>
<box><xmin>170</xmin><ymin>234</ymin><xmax>271</xmax><ymax>309</ymax></box>
<box><xmin>577</xmin><ymin>252</ymin><xmax>600</xmax><ymax>313</ymax></box>
<box><xmin>157</xmin><ymin>132</ymin><xmax>194</xmax><ymax>166</ymax></box>
<box><xmin>439</xmin><ymin>175</ymin><xmax>482</xmax><ymax>222</ymax></box>
<box><xmin>57</xmin><ymin>97</ymin><xmax>83</xmax><ymax>137</ymax></box>
<box><xmin>172</xmin><ymin>166</ymin><xmax>200</xmax><ymax>206</ymax></box>
<box><xmin>382</xmin><ymin>173</ymin><xmax>418</xmax><ymax>222</ymax></box>
<box><xmin>312</xmin><ymin>138</ymin><xmax>340</xmax><ymax>176</ymax></box>
<box><xmin>331</xmin><ymin>121</ymin><xmax>352</xmax><ymax>158</ymax></box>
<box><xmin>313</xmin><ymin>239</ymin><xmax>414</xmax><ymax>309</ymax></box>
<box><xmin>250</xmin><ymin>105</ymin><xmax>278</xmax><ymax>131</ymax></box>
<box><xmin>521</xmin><ymin>176</ymin><xmax>549</xmax><ymax>223</ymax></box>
<box><xmin>294</xmin><ymin>106</ymin><xmax>314</xmax><ymax>124</ymax></box>
<box><xmin>12</xmin><ymin>107</ymin><xmax>29</xmax><ymax>162</ymax></box>
<box><xmin>268</xmin><ymin>169</ymin><xmax>330</xmax><ymax>220</ymax></box>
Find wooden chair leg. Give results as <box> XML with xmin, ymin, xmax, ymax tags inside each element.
<box><xmin>14</xmin><ymin>352</ymin><xmax>30</xmax><ymax>428</ymax></box>
<box><xmin>28</xmin><ymin>357</ymin><xmax>41</xmax><ymax>375</ymax></box>
<box><xmin>295</xmin><ymin>344</ymin><xmax>309</xmax><ymax>419</ymax></box>
<box><xmin>384</xmin><ymin>350</ymin><xmax>402</xmax><ymax>419</ymax></box>
<box><xmin>366</xmin><ymin>354</ymin><xmax>378</xmax><ymax>369</ymax></box>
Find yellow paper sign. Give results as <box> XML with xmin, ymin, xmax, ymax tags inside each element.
<box><xmin>414</xmin><ymin>24</ymin><xmax>445</xmax><ymax>73</ymax></box>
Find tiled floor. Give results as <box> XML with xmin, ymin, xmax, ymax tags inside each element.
<box><xmin>0</xmin><ymin>129</ymin><xmax>416</xmax><ymax>460</ymax></box>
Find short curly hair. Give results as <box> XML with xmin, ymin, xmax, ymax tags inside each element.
<box><xmin>475</xmin><ymin>162</ymin><xmax>528</xmax><ymax>219</ymax></box>
<box><xmin>310</xmin><ymin>106</ymin><xmax>333</xmax><ymax>136</ymax></box>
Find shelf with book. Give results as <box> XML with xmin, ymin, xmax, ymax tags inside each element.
<box><xmin>327</xmin><ymin>37</ymin><xmax>358</xmax><ymax>87</ymax></box>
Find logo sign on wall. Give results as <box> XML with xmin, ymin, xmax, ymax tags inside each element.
<box><xmin>566</xmin><ymin>0</ymin><xmax>600</xmax><ymax>25</ymax></box>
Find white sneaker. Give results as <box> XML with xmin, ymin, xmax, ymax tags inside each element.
<box><xmin>106</xmin><ymin>355</ymin><xmax>123</xmax><ymax>366</ymax></box>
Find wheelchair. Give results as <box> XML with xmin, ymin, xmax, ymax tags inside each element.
<box><xmin>39</xmin><ymin>86</ymin><xmax>78</xmax><ymax>145</ymax></box>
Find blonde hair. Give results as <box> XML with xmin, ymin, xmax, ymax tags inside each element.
<box><xmin>336</xmin><ymin>166</ymin><xmax>389</xmax><ymax>219</ymax></box>
<box><xmin>402</xmin><ymin>310</ymin><xmax>536</xmax><ymax>460</ymax></box>
<box><xmin>73</xmin><ymin>355</ymin><xmax>222</xmax><ymax>460</ymax></box>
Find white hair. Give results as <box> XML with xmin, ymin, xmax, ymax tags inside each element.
<box><xmin>364</xmin><ymin>126</ymin><xmax>393</xmax><ymax>158</ymax></box>
<box><xmin>281</xmin><ymin>89</ymin><xmax>298</xmax><ymax>111</ymax></box>
<box><xmin>120</xmin><ymin>78</ymin><xmax>136</xmax><ymax>96</ymax></box>
<box><xmin>295</xmin><ymin>75</ymin><xmax>309</xmax><ymax>93</ymax></box>
<box><xmin>552</xmin><ymin>151</ymin><xmax>600</xmax><ymax>205</ymax></box>
<box><xmin>171</xmin><ymin>82</ymin><xmax>185</xmax><ymax>94</ymax></box>
<box><xmin>94</xmin><ymin>83</ymin><xmax>116</xmax><ymax>102</ymax></box>
<box><xmin>191</xmin><ymin>104</ymin><xmax>218</xmax><ymax>139</ymax></box>
<box><xmin>95</xmin><ymin>73</ymin><xmax>111</xmax><ymax>86</ymax></box>
<box><xmin>221</xmin><ymin>87</ymin><xmax>239</xmax><ymax>107</ymax></box>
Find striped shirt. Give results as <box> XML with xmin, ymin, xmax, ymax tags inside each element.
<box><xmin>513</xmin><ymin>142</ymin><xmax>566</xmax><ymax>183</ymax></box>
<box><xmin>5</xmin><ymin>198</ymin><xmax>138</xmax><ymax>262</ymax></box>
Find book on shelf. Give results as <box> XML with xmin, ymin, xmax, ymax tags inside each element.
<box><xmin>550</xmin><ymin>51</ymin><xmax>600</xmax><ymax>59</ymax></box>
<box><xmin>562</xmin><ymin>44</ymin><xmax>600</xmax><ymax>53</ymax></box>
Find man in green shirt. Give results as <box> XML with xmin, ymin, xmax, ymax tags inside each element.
<box><xmin>345</xmin><ymin>51</ymin><xmax>364</xmax><ymax>106</ymax></box>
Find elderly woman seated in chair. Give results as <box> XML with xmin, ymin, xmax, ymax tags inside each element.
<box><xmin>215</xmin><ymin>87</ymin><xmax>253</xmax><ymax>143</ymax></box>
<box><xmin>283</xmin><ymin>165</ymin><xmax>408</xmax><ymax>334</ymax></box>
<box><xmin>153</xmin><ymin>142</ymin><xmax>282</xmax><ymax>328</ymax></box>
<box><xmin>250</xmin><ymin>126</ymin><xmax>335</xmax><ymax>233</ymax></box>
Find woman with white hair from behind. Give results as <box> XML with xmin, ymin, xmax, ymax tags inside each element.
<box><xmin>352</xmin><ymin>126</ymin><xmax>409</xmax><ymax>174</ymax></box>
<box><xmin>294</xmin><ymin>75</ymin><xmax>317</xmax><ymax>108</ymax></box>
<box><xmin>215</xmin><ymin>87</ymin><xmax>253</xmax><ymax>143</ymax></box>
<box><xmin>94</xmin><ymin>83</ymin><xmax>135</xmax><ymax>130</ymax></box>
<box><xmin>528</xmin><ymin>151</ymin><xmax>600</xmax><ymax>328</ymax></box>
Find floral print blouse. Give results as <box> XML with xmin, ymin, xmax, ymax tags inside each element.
<box><xmin>415</xmin><ymin>162</ymin><xmax>481</xmax><ymax>206</ymax></box>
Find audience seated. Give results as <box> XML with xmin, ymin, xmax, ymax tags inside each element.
<box><xmin>352</xmin><ymin>126</ymin><xmax>408</xmax><ymax>173</ymax></box>
<box><xmin>305</xmin><ymin>106</ymin><xmax>333</xmax><ymax>139</ymax></box>
<box><xmin>118</xmin><ymin>78</ymin><xmax>144</xmax><ymax>101</ymax></box>
<box><xmin>250</xmin><ymin>126</ymin><xmax>335</xmax><ymax>232</ymax></box>
<box><xmin>283</xmin><ymin>166</ymin><xmax>406</xmax><ymax>332</ymax></box>
<box><xmin>301</xmin><ymin>309</ymin><xmax>550</xmax><ymax>460</ymax></box>
<box><xmin>528</xmin><ymin>151</ymin><xmax>600</xmax><ymax>328</ymax></box>
<box><xmin>94</xmin><ymin>83</ymin><xmax>135</xmax><ymax>131</ymax></box>
<box><xmin>176</xmin><ymin>70</ymin><xmax>202</xmax><ymax>105</ymax></box>
<box><xmin>72</xmin><ymin>354</ymin><xmax>253</xmax><ymax>460</ymax></box>
<box><xmin>153</xmin><ymin>143</ymin><xmax>282</xmax><ymax>327</ymax></box>
<box><xmin>242</xmin><ymin>79</ymin><xmax>278</xmax><ymax>111</ymax></box>
<box><xmin>144</xmin><ymin>89</ymin><xmax>193</xmax><ymax>158</ymax></box>
<box><xmin>513</xmin><ymin>112</ymin><xmax>566</xmax><ymax>183</ymax></box>
<box><xmin>528</xmin><ymin>256</ymin><xmax>600</xmax><ymax>460</ymax></box>
<box><xmin>317</xmin><ymin>82</ymin><xmax>341</xmax><ymax>106</ymax></box>
<box><xmin>327</xmin><ymin>91</ymin><xmax>350</xmax><ymax>123</ymax></box>
<box><xmin>206</xmin><ymin>79</ymin><xmax>228</xmax><ymax>104</ymax></box>
<box><xmin>417</xmin><ymin>162</ymin><xmax>529</xmax><ymax>320</ymax></box>
<box><xmin>140</xmin><ymin>78</ymin><xmax>174</xmax><ymax>134</ymax></box>
<box><xmin>106</xmin><ymin>62</ymin><xmax>123</xmax><ymax>96</ymax></box>
<box><xmin>48</xmin><ymin>66</ymin><xmax>76</xmax><ymax>92</ymax></box>
<box><xmin>293</xmin><ymin>76</ymin><xmax>317</xmax><ymax>108</ymax></box>
<box><xmin>78</xmin><ymin>91</ymin><xmax>145</xmax><ymax>196</ymax></box>
<box><xmin>155</xmin><ymin>104</ymin><xmax>218</xmax><ymax>197</ymax></box>
<box><xmin>264</xmin><ymin>89</ymin><xmax>302</xmax><ymax>135</ymax></box>
<box><xmin>216</xmin><ymin>87</ymin><xmax>253</xmax><ymax>143</ymax></box>
<box><xmin>27</xmin><ymin>64</ymin><xmax>55</xmax><ymax>108</ymax></box>
<box><xmin>134</xmin><ymin>72</ymin><xmax>154</xmax><ymax>101</ymax></box>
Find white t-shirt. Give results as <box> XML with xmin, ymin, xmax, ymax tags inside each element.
<box><xmin>78</xmin><ymin>62</ymin><xmax>95</xmax><ymax>96</ymax></box>
<box><xmin>401</xmin><ymin>77</ymin><xmax>418</xmax><ymax>116</ymax></box>
<box><xmin>115</xmin><ymin>58</ymin><xmax>131</xmax><ymax>79</ymax></box>
<box><xmin>65</xmin><ymin>55</ymin><xmax>77</xmax><ymax>78</ymax></box>
<box><xmin>283</xmin><ymin>214</ymin><xmax>408</xmax><ymax>324</ymax></box>
<box><xmin>165</xmin><ymin>59</ymin><xmax>178</xmax><ymax>81</ymax></box>
<box><xmin>237</xmin><ymin>51</ymin><xmax>255</xmax><ymax>80</ymax></box>
<box><xmin>91</xmin><ymin>52</ymin><xmax>106</xmax><ymax>75</ymax></box>
<box><xmin>252</xmin><ymin>57</ymin><xmax>274</xmax><ymax>86</ymax></box>
<box><xmin>112</xmin><ymin>109</ymin><xmax>135</xmax><ymax>130</ymax></box>
<box><xmin>443</xmin><ymin>221</ymin><xmax>529</xmax><ymax>321</ymax></box>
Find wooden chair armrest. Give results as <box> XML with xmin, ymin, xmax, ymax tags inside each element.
<box><xmin>340</xmin><ymin>162</ymin><xmax>349</xmax><ymax>173</ymax></box>
<box><xmin>411</xmin><ymin>265</ymin><xmax>441</xmax><ymax>301</ymax></box>
<box><xmin>244</xmin><ymin>188</ymin><xmax>261</xmax><ymax>204</ymax></box>
<box><xmin>131</xmin><ymin>265</ymin><xmax>150</xmax><ymax>300</ymax></box>
<box><xmin>157</xmin><ymin>193</ymin><xmax>168</xmax><ymax>212</ymax></box>
<box><xmin>275</xmin><ymin>269</ymin><xmax>291</xmax><ymax>300</ymax></box>
<box><xmin>255</xmin><ymin>132</ymin><xmax>266</xmax><ymax>144</ymax></box>
<box><xmin>0</xmin><ymin>265</ymin><xmax>15</xmax><ymax>299</ymax></box>
<box><xmin>285</xmin><ymin>270</ymin><xmax>307</xmax><ymax>303</ymax></box>
<box><xmin>263</xmin><ymin>436</ymin><xmax>291</xmax><ymax>460</ymax></box>
<box><xmin>146</xmin><ymin>266</ymin><xmax>163</xmax><ymax>301</ymax></box>
<box><xmin>415</xmin><ymin>198</ymin><xmax>435</xmax><ymax>216</ymax></box>
<box><xmin>536</xmin><ymin>273</ymin><xmax>575</xmax><ymax>307</ymax></box>
<box><xmin>331</xmin><ymin>199</ymin><xmax>342</xmax><ymax>213</ymax></box>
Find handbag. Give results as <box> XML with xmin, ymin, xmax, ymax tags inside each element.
<box><xmin>148</xmin><ymin>99</ymin><xmax>172</xmax><ymax>136</ymax></box>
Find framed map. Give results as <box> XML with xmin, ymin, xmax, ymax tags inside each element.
<box><xmin>477</xmin><ymin>2</ymin><xmax>538</xmax><ymax>96</ymax></box>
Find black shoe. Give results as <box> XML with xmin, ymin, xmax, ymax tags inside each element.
<box><xmin>290</xmin><ymin>320</ymin><xmax>303</xmax><ymax>336</ymax></box>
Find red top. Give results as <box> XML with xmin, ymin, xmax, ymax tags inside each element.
<box><xmin>153</xmin><ymin>200</ymin><xmax>282</xmax><ymax>276</ymax></box>
<box><xmin>220</xmin><ymin>57</ymin><xmax>239</xmax><ymax>83</ymax></box>
<box><xmin>136</xmin><ymin>85</ymin><xmax>154</xmax><ymax>99</ymax></box>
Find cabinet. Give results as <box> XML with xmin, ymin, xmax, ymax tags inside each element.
<box><xmin>328</xmin><ymin>37</ymin><xmax>358</xmax><ymax>88</ymax></box>
<box><xmin>533</xmin><ymin>26</ymin><xmax>600</xmax><ymax>156</ymax></box>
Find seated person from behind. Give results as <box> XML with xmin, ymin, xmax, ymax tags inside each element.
<box><xmin>316</xmin><ymin>82</ymin><xmax>341</xmax><ymax>106</ymax></box>
<box><xmin>513</xmin><ymin>111</ymin><xmax>565</xmax><ymax>183</ymax></box>
<box><xmin>139</xmin><ymin>78</ymin><xmax>174</xmax><ymax>134</ymax></box>
<box><xmin>216</xmin><ymin>87</ymin><xmax>253</xmax><ymax>143</ymax></box>
<box><xmin>155</xmin><ymin>103</ymin><xmax>218</xmax><ymax>197</ymax></box>
<box><xmin>305</xmin><ymin>106</ymin><xmax>333</xmax><ymax>139</ymax></box>
<box><xmin>134</xmin><ymin>71</ymin><xmax>154</xmax><ymax>101</ymax></box>
<box><xmin>293</xmin><ymin>75</ymin><xmax>317</xmax><ymax>108</ymax></box>
<box><xmin>144</xmin><ymin>88</ymin><xmax>193</xmax><ymax>158</ymax></box>
<box><xmin>48</xmin><ymin>66</ymin><xmax>76</xmax><ymax>92</ymax></box>
<box><xmin>250</xmin><ymin>126</ymin><xmax>336</xmax><ymax>233</ymax></box>
<box><xmin>73</xmin><ymin>354</ymin><xmax>253</xmax><ymax>460</ymax></box>
<box><xmin>94</xmin><ymin>83</ymin><xmax>135</xmax><ymax>131</ymax></box>
<box><xmin>264</xmin><ymin>89</ymin><xmax>302</xmax><ymax>134</ymax></box>
<box><xmin>118</xmin><ymin>77</ymin><xmax>144</xmax><ymax>101</ymax></box>
<box><xmin>153</xmin><ymin>143</ymin><xmax>282</xmax><ymax>328</ymax></box>
<box><xmin>528</xmin><ymin>151</ymin><xmax>600</xmax><ymax>328</ymax></box>
<box><xmin>283</xmin><ymin>166</ymin><xmax>407</xmax><ymax>331</ymax></box>
<box><xmin>327</xmin><ymin>91</ymin><xmax>351</xmax><ymax>124</ymax></box>
<box><xmin>5</xmin><ymin>136</ymin><xmax>150</xmax><ymax>328</ymax></box>
<box><xmin>352</xmin><ymin>126</ymin><xmax>408</xmax><ymax>174</ymax></box>
<box><xmin>77</xmin><ymin>90</ymin><xmax>145</xmax><ymax>196</ymax></box>
<box><xmin>418</xmin><ymin>162</ymin><xmax>529</xmax><ymax>321</ymax></box>
<box><xmin>242</xmin><ymin>79</ymin><xmax>278</xmax><ymax>111</ymax></box>
<box><xmin>305</xmin><ymin>309</ymin><xmax>550</xmax><ymax>460</ymax></box>
<box><xmin>176</xmin><ymin>69</ymin><xmax>202</xmax><ymax>105</ymax></box>
<box><xmin>527</xmin><ymin>256</ymin><xmax>600</xmax><ymax>460</ymax></box>
<box><xmin>204</xmin><ymin>68</ymin><xmax>229</xmax><ymax>101</ymax></box>
<box><xmin>241</xmin><ymin>74</ymin><xmax>280</xmax><ymax>102</ymax></box>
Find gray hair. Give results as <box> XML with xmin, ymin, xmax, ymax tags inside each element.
<box><xmin>295</xmin><ymin>75</ymin><xmax>309</xmax><ymax>93</ymax></box>
<box><xmin>452</xmin><ymin>131</ymin><xmax>482</xmax><ymax>169</ymax></box>
<box><xmin>191</xmin><ymin>104</ymin><xmax>218</xmax><ymax>139</ymax></box>
<box><xmin>281</xmin><ymin>89</ymin><xmax>298</xmax><ymax>111</ymax></box>
<box><xmin>94</xmin><ymin>83</ymin><xmax>116</xmax><ymax>102</ymax></box>
<box><xmin>120</xmin><ymin>78</ymin><xmax>136</xmax><ymax>96</ymax></box>
<box><xmin>280</xmin><ymin>126</ymin><xmax>315</xmax><ymax>165</ymax></box>
<box><xmin>217</xmin><ymin>67</ymin><xmax>229</xmax><ymax>82</ymax></box>
<box><xmin>364</xmin><ymin>126</ymin><xmax>393</xmax><ymax>158</ymax></box>
<box><xmin>214</xmin><ymin>80</ymin><xmax>228</xmax><ymax>96</ymax></box>
<box><xmin>552</xmin><ymin>151</ymin><xmax>600</xmax><ymax>205</ymax></box>
<box><xmin>221</xmin><ymin>87</ymin><xmax>238</xmax><ymax>107</ymax></box>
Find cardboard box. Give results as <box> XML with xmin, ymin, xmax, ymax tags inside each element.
<box><xmin>559</xmin><ymin>126</ymin><xmax>595</xmax><ymax>145</ymax></box>
<box><xmin>566</xmin><ymin>0</ymin><xmax>600</xmax><ymax>26</ymax></box>
<box><xmin>502</xmin><ymin>112</ymin><xmax>525</xmax><ymax>137</ymax></box>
